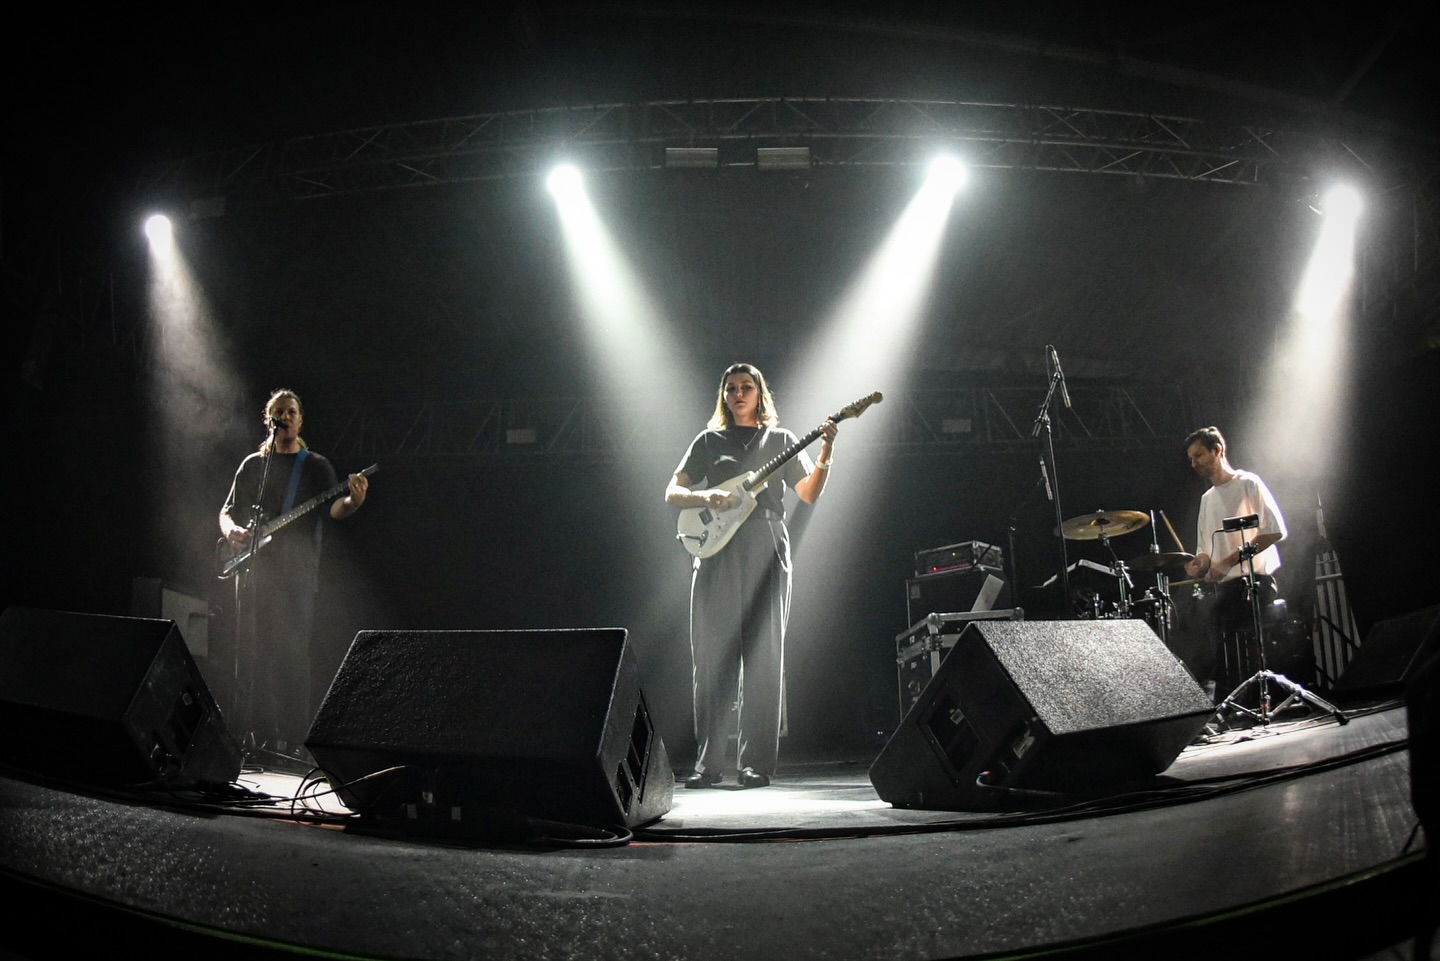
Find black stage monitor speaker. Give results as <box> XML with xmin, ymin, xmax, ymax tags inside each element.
<box><xmin>869</xmin><ymin>619</ymin><xmax>1213</xmax><ymax>810</ymax></box>
<box><xmin>1334</xmin><ymin>604</ymin><xmax>1440</xmax><ymax>697</ymax></box>
<box><xmin>306</xmin><ymin>627</ymin><xmax>672</xmax><ymax>832</ymax></box>
<box><xmin>0</xmin><ymin>607</ymin><xmax>242</xmax><ymax>788</ymax></box>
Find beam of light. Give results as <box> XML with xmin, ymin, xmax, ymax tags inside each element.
<box><xmin>546</xmin><ymin>165</ymin><xmax>698</xmax><ymax>688</ymax></box>
<box><xmin>779</xmin><ymin>162</ymin><xmax>966</xmax><ymax>711</ymax></box>
<box><xmin>1248</xmin><ymin>184</ymin><xmax>1363</xmax><ymax>489</ymax></box>
<box><xmin>791</xmin><ymin>158</ymin><xmax>967</xmax><ymax>429</ymax></box>
<box><xmin>143</xmin><ymin>213</ymin><xmax>248</xmax><ymax>576</ymax></box>
<box><xmin>546</xmin><ymin>166</ymin><xmax>691</xmax><ymax>434</ymax></box>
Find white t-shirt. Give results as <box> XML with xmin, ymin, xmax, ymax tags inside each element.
<box><xmin>1194</xmin><ymin>469</ymin><xmax>1287</xmax><ymax>581</ymax></box>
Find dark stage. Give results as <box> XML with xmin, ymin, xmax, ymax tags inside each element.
<box><xmin>0</xmin><ymin>695</ymin><xmax>1431</xmax><ymax>960</ymax></box>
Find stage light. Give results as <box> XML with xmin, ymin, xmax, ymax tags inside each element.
<box><xmin>547</xmin><ymin>163</ymin><xmax>583</xmax><ymax>198</ymax></box>
<box><xmin>144</xmin><ymin>214</ymin><xmax>173</xmax><ymax>248</ymax></box>
<box><xmin>1322</xmin><ymin>184</ymin><xmax>1362</xmax><ymax>224</ymax></box>
<box><xmin>927</xmin><ymin>155</ymin><xmax>967</xmax><ymax>193</ymax></box>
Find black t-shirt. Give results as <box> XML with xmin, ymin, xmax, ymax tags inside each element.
<box><xmin>221</xmin><ymin>449</ymin><xmax>340</xmax><ymax>590</ymax></box>
<box><xmin>675</xmin><ymin>426</ymin><xmax>811</xmax><ymax>518</ymax></box>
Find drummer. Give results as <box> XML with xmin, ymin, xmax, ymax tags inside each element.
<box><xmin>1181</xmin><ymin>426</ymin><xmax>1288</xmax><ymax>699</ymax></box>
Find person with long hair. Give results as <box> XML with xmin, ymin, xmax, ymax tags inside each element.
<box><xmin>665</xmin><ymin>363</ymin><xmax>837</xmax><ymax>788</ymax></box>
<box><xmin>219</xmin><ymin>389</ymin><xmax>369</xmax><ymax>763</ymax></box>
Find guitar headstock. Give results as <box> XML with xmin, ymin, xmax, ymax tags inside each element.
<box><xmin>832</xmin><ymin>391</ymin><xmax>883</xmax><ymax>423</ymax></box>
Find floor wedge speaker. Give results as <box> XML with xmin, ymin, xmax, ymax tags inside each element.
<box><xmin>869</xmin><ymin>619</ymin><xmax>1213</xmax><ymax>810</ymax></box>
<box><xmin>0</xmin><ymin>606</ymin><xmax>241</xmax><ymax>788</ymax></box>
<box><xmin>306</xmin><ymin>628</ymin><xmax>672</xmax><ymax>832</ymax></box>
<box><xmin>1334</xmin><ymin>604</ymin><xmax>1440</xmax><ymax>698</ymax></box>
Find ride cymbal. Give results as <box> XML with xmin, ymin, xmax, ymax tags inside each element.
<box><xmin>1057</xmin><ymin>509</ymin><xmax>1149</xmax><ymax>540</ymax></box>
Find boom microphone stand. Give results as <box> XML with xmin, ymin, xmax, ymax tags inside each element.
<box><xmin>1031</xmin><ymin>346</ymin><xmax>1072</xmax><ymax>613</ymax></box>
<box><xmin>1213</xmin><ymin>513</ymin><xmax>1347</xmax><ymax>729</ymax></box>
<box><xmin>232</xmin><ymin>419</ymin><xmax>280</xmax><ymax>758</ymax></box>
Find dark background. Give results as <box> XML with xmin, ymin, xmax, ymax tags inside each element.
<box><xmin>4</xmin><ymin>3</ymin><xmax>1437</xmax><ymax>762</ymax></box>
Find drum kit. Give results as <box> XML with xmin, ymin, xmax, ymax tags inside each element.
<box><xmin>1055</xmin><ymin>508</ymin><xmax>1196</xmax><ymax>646</ymax></box>
<box><xmin>1055</xmin><ymin>506</ymin><xmax>1346</xmax><ymax>730</ymax></box>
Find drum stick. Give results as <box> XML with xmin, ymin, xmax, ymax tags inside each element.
<box><xmin>1159</xmin><ymin>510</ymin><xmax>1187</xmax><ymax>553</ymax></box>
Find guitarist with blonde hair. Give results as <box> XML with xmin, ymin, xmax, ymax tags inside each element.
<box><xmin>665</xmin><ymin>363</ymin><xmax>838</xmax><ymax>789</ymax></box>
<box><xmin>219</xmin><ymin>388</ymin><xmax>370</xmax><ymax>764</ymax></box>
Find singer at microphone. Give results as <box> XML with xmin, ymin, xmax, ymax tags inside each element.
<box><xmin>218</xmin><ymin>388</ymin><xmax>371</xmax><ymax>760</ymax></box>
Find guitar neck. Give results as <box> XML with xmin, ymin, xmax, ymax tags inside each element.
<box><xmin>256</xmin><ymin>463</ymin><xmax>379</xmax><ymax>539</ymax></box>
<box><xmin>744</xmin><ymin>423</ymin><xmax>828</xmax><ymax>492</ymax></box>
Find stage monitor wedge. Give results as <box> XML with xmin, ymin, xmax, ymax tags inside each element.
<box><xmin>0</xmin><ymin>606</ymin><xmax>242</xmax><ymax>789</ymax></box>
<box><xmin>306</xmin><ymin>627</ymin><xmax>672</xmax><ymax>833</ymax></box>
<box><xmin>870</xmin><ymin>619</ymin><xmax>1213</xmax><ymax>810</ymax></box>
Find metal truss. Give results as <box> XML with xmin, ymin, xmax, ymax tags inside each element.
<box><xmin>322</xmin><ymin>382</ymin><xmax>1196</xmax><ymax>463</ymax></box>
<box><xmin>142</xmin><ymin>97</ymin><xmax>1407</xmax><ymax>202</ymax></box>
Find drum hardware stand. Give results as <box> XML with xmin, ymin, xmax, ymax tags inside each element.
<box><xmin>1212</xmin><ymin>515</ymin><xmax>1347</xmax><ymax>730</ymax></box>
<box><xmin>1097</xmin><ymin>531</ymin><xmax>1135</xmax><ymax>618</ymax></box>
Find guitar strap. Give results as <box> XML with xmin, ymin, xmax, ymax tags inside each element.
<box><xmin>281</xmin><ymin>448</ymin><xmax>310</xmax><ymax>513</ymax></box>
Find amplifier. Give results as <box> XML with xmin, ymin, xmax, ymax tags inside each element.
<box><xmin>914</xmin><ymin>540</ymin><xmax>1003</xmax><ymax>577</ymax></box>
<box><xmin>905</xmin><ymin>566</ymin><xmax>1010</xmax><ymax>626</ymax></box>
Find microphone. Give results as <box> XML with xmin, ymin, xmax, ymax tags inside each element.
<box><xmin>1039</xmin><ymin>456</ymin><xmax>1053</xmax><ymax>502</ymax></box>
<box><xmin>269</xmin><ymin>417</ymin><xmax>284</xmax><ymax>432</ymax></box>
<box><xmin>1049</xmin><ymin>345</ymin><xmax>1072</xmax><ymax>409</ymax></box>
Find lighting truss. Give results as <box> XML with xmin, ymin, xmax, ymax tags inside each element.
<box><xmin>140</xmin><ymin>97</ymin><xmax>1406</xmax><ymax>202</ymax></box>
<box><xmin>320</xmin><ymin>383</ymin><xmax>1204</xmax><ymax>463</ymax></box>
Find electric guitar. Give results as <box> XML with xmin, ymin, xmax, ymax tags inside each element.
<box><xmin>676</xmin><ymin>392</ymin><xmax>881</xmax><ymax>559</ymax></box>
<box><xmin>217</xmin><ymin>463</ymin><xmax>379</xmax><ymax>578</ymax></box>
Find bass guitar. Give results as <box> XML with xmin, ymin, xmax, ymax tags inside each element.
<box><xmin>217</xmin><ymin>463</ymin><xmax>379</xmax><ymax>578</ymax></box>
<box><xmin>676</xmin><ymin>392</ymin><xmax>881</xmax><ymax>559</ymax></box>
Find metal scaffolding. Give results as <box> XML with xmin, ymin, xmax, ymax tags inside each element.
<box><xmin>321</xmin><ymin>382</ymin><xmax>1197</xmax><ymax>463</ymax></box>
<box><xmin>141</xmin><ymin>97</ymin><xmax>1404</xmax><ymax>202</ymax></box>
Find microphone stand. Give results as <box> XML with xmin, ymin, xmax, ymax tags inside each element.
<box><xmin>233</xmin><ymin>422</ymin><xmax>280</xmax><ymax>756</ymax></box>
<box><xmin>1031</xmin><ymin>352</ymin><xmax>1071</xmax><ymax>614</ymax></box>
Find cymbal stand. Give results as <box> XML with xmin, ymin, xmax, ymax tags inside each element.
<box><xmin>1098</xmin><ymin>531</ymin><xmax>1134</xmax><ymax>617</ymax></box>
<box><xmin>1213</xmin><ymin>522</ymin><xmax>1347</xmax><ymax>730</ymax></box>
<box><xmin>1142</xmin><ymin>510</ymin><xmax>1174</xmax><ymax>644</ymax></box>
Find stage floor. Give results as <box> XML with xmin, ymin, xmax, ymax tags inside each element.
<box><xmin>0</xmin><ymin>700</ymin><xmax>1431</xmax><ymax>960</ymax></box>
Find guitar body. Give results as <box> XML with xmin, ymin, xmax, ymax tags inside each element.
<box><xmin>676</xmin><ymin>475</ymin><xmax>766</xmax><ymax>559</ymax></box>
<box><xmin>674</xmin><ymin>391</ymin><xmax>882</xmax><ymax>559</ymax></box>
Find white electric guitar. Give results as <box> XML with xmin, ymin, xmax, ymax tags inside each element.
<box><xmin>676</xmin><ymin>392</ymin><xmax>881</xmax><ymax>559</ymax></box>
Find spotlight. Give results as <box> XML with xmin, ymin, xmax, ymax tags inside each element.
<box><xmin>1322</xmin><ymin>184</ymin><xmax>1362</xmax><ymax>223</ymax></box>
<box><xmin>144</xmin><ymin>214</ymin><xmax>173</xmax><ymax>246</ymax></box>
<box><xmin>547</xmin><ymin>164</ymin><xmax>583</xmax><ymax>198</ymax></box>
<box><xmin>926</xmin><ymin>155</ymin><xmax>967</xmax><ymax>193</ymax></box>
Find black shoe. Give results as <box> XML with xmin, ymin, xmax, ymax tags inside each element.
<box><xmin>737</xmin><ymin>767</ymin><xmax>770</xmax><ymax>789</ymax></box>
<box><xmin>684</xmin><ymin>769</ymin><xmax>723</xmax><ymax>789</ymax></box>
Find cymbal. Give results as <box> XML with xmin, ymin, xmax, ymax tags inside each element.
<box><xmin>1057</xmin><ymin>510</ymin><xmax>1149</xmax><ymax>541</ymax></box>
<box><xmin>1128</xmin><ymin>551</ymin><xmax>1195</xmax><ymax>574</ymax></box>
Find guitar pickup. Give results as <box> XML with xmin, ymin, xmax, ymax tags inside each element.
<box><xmin>698</xmin><ymin>509</ymin><xmax>714</xmax><ymax>524</ymax></box>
